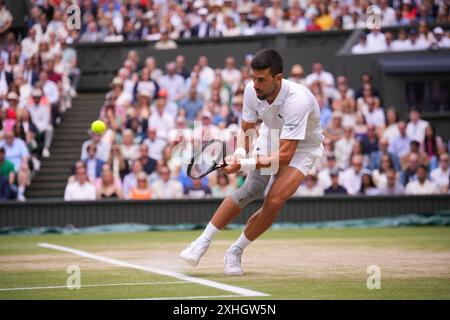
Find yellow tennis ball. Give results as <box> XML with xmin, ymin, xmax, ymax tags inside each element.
<box><xmin>91</xmin><ymin>120</ymin><xmax>106</xmax><ymax>134</ymax></box>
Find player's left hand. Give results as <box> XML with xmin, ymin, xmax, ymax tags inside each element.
<box><xmin>223</xmin><ymin>155</ymin><xmax>241</xmax><ymax>174</ymax></box>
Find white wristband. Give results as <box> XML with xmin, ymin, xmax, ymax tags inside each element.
<box><xmin>233</xmin><ymin>147</ymin><xmax>246</xmax><ymax>158</ymax></box>
<box><xmin>239</xmin><ymin>158</ymin><xmax>257</xmax><ymax>171</ymax></box>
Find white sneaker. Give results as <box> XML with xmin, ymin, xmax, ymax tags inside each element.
<box><xmin>42</xmin><ymin>148</ymin><xmax>50</xmax><ymax>158</ymax></box>
<box><xmin>17</xmin><ymin>194</ymin><xmax>26</xmax><ymax>202</ymax></box>
<box><xmin>224</xmin><ymin>246</ymin><xmax>244</xmax><ymax>276</ymax></box>
<box><xmin>180</xmin><ymin>238</ymin><xmax>210</xmax><ymax>267</ymax></box>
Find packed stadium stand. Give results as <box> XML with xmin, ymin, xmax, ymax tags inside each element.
<box><xmin>0</xmin><ymin>0</ymin><xmax>450</xmax><ymax>204</ymax></box>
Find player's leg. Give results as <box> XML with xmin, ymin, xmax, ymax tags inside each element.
<box><xmin>180</xmin><ymin>170</ymin><xmax>270</xmax><ymax>266</ymax></box>
<box><xmin>223</xmin><ymin>165</ymin><xmax>305</xmax><ymax>275</ymax></box>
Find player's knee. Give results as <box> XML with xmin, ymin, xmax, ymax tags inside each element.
<box><xmin>230</xmin><ymin>178</ymin><xmax>267</xmax><ymax>208</ymax></box>
<box><xmin>264</xmin><ymin>195</ymin><xmax>284</xmax><ymax>212</ymax></box>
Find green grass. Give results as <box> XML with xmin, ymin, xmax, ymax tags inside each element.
<box><xmin>0</xmin><ymin>227</ymin><xmax>449</xmax><ymax>299</ymax></box>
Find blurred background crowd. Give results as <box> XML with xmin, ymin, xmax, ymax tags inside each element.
<box><xmin>0</xmin><ymin>0</ymin><xmax>449</xmax><ymax>201</ymax></box>
<box><xmin>64</xmin><ymin>50</ymin><xmax>450</xmax><ymax>201</ymax></box>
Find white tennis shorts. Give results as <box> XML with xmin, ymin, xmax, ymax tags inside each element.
<box><xmin>252</xmin><ymin>134</ymin><xmax>323</xmax><ymax>177</ymax></box>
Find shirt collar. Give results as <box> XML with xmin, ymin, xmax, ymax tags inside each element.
<box><xmin>269</xmin><ymin>79</ymin><xmax>289</xmax><ymax>107</ymax></box>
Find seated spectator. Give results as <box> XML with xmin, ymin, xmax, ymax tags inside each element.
<box><xmin>120</xmin><ymin>129</ymin><xmax>139</xmax><ymax>164</ymax></box>
<box><xmin>431</xmin><ymin>27</ymin><xmax>450</xmax><ymax>49</ymax></box>
<box><xmin>123</xmin><ymin>160</ymin><xmax>144</xmax><ymax>199</ymax></box>
<box><xmin>383</xmin><ymin>107</ymin><xmax>400</xmax><ymax>143</ymax></box>
<box><xmin>184</xmin><ymin>178</ymin><xmax>211</xmax><ymax>199</ymax></box>
<box><xmin>138</xmin><ymin>143</ymin><xmax>157</xmax><ymax>175</ymax></box>
<box><xmin>372</xmin><ymin>154</ymin><xmax>394</xmax><ymax>189</ymax></box>
<box><xmin>401</xmin><ymin>140</ymin><xmax>429</xmax><ymax>171</ymax></box>
<box><xmin>295</xmin><ymin>173</ymin><xmax>324</xmax><ymax>197</ymax></box>
<box><xmin>407</xmin><ymin>28</ymin><xmax>429</xmax><ymax>51</ymax></box>
<box><xmin>352</xmin><ymin>32</ymin><xmax>370</xmax><ymax>54</ymax></box>
<box><xmin>128</xmin><ymin>171</ymin><xmax>152</xmax><ymax>200</ymax></box>
<box><xmin>142</xmin><ymin>127</ymin><xmax>167</xmax><ymax>161</ymax></box>
<box><xmin>369</xmin><ymin>138</ymin><xmax>401</xmax><ymax>172</ymax></box>
<box><xmin>38</xmin><ymin>70</ymin><xmax>60</xmax><ymax>124</ymax></box>
<box><xmin>287</xmin><ymin>64</ymin><xmax>306</xmax><ymax>85</ymax></box>
<box><xmin>159</xmin><ymin>62</ymin><xmax>185</xmax><ymax>102</ymax></box>
<box><xmin>151</xmin><ymin>165</ymin><xmax>183</xmax><ymax>199</ymax></box>
<box><xmin>423</xmin><ymin>125</ymin><xmax>444</xmax><ymax>169</ymax></box>
<box><xmin>107</xmin><ymin>143</ymin><xmax>129</xmax><ymax>180</ymax></box>
<box><xmin>0</xmin><ymin>130</ymin><xmax>30</xmax><ymax>201</ymax></box>
<box><xmin>360</xmin><ymin>124</ymin><xmax>379</xmax><ymax>156</ymax></box>
<box><xmin>81</xmin><ymin>132</ymin><xmax>111</xmax><ymax>162</ymax></box>
<box><xmin>392</xmin><ymin>28</ymin><xmax>411</xmax><ymax>51</ymax></box>
<box><xmin>155</xmin><ymin>31</ymin><xmax>177</xmax><ymax>50</ymax></box>
<box><xmin>361</xmin><ymin>96</ymin><xmax>385</xmax><ymax>129</ymax></box>
<box><xmin>79</xmin><ymin>21</ymin><xmax>103</xmax><ymax>43</ymax></box>
<box><xmin>377</xmin><ymin>169</ymin><xmax>405</xmax><ymax>195</ymax></box>
<box><xmin>334</xmin><ymin>127</ymin><xmax>355</xmax><ymax>169</ymax></box>
<box><xmin>318</xmin><ymin>155</ymin><xmax>339</xmax><ymax>190</ymax></box>
<box><xmin>388</xmin><ymin>121</ymin><xmax>411</xmax><ymax>161</ymax></box>
<box><xmin>340</xmin><ymin>154</ymin><xmax>364</xmax><ymax>195</ymax></box>
<box><xmin>359</xmin><ymin>170</ymin><xmax>379</xmax><ymax>196</ymax></box>
<box><xmin>324</xmin><ymin>111</ymin><xmax>345</xmax><ymax>144</ymax></box>
<box><xmin>64</xmin><ymin>165</ymin><xmax>97</xmax><ymax>201</ymax></box>
<box><xmin>148</xmin><ymin>89</ymin><xmax>176</xmax><ymax>137</ymax></box>
<box><xmin>26</xmin><ymin>88</ymin><xmax>53</xmax><ymax>158</ymax></box>
<box><xmin>305</xmin><ymin>62</ymin><xmax>335</xmax><ymax>98</ymax></box>
<box><xmin>324</xmin><ymin>169</ymin><xmax>347</xmax><ymax>195</ymax></box>
<box><xmin>354</xmin><ymin>111</ymin><xmax>368</xmax><ymax>140</ymax></box>
<box><xmin>406</xmin><ymin>109</ymin><xmax>429</xmax><ymax>144</ymax></box>
<box><xmin>417</xmin><ymin>21</ymin><xmax>435</xmax><ymax>48</ymax></box>
<box><xmin>366</xmin><ymin>27</ymin><xmax>386</xmax><ymax>52</ymax></box>
<box><xmin>221</xmin><ymin>56</ymin><xmax>241</xmax><ymax>93</ymax></box>
<box><xmin>400</xmin><ymin>153</ymin><xmax>420</xmax><ymax>186</ymax></box>
<box><xmin>430</xmin><ymin>153</ymin><xmax>450</xmax><ymax>193</ymax></box>
<box><xmin>211</xmin><ymin>172</ymin><xmax>235</xmax><ymax>198</ymax></box>
<box><xmin>84</xmin><ymin>143</ymin><xmax>105</xmax><ymax>182</ymax></box>
<box><xmin>0</xmin><ymin>146</ymin><xmax>14</xmax><ymax>199</ymax></box>
<box><xmin>96</xmin><ymin>164</ymin><xmax>123</xmax><ymax>199</ymax></box>
<box><xmin>405</xmin><ymin>165</ymin><xmax>440</xmax><ymax>195</ymax></box>
<box><xmin>193</xmin><ymin>111</ymin><xmax>222</xmax><ymax>142</ymax></box>
<box><xmin>179</xmin><ymin>86</ymin><xmax>204</xmax><ymax>124</ymax></box>
<box><xmin>332</xmin><ymin>76</ymin><xmax>355</xmax><ymax>117</ymax></box>
<box><xmin>355</xmin><ymin>73</ymin><xmax>379</xmax><ymax>100</ymax></box>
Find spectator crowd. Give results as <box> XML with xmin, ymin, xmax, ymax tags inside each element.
<box><xmin>0</xmin><ymin>1</ymin><xmax>80</xmax><ymax>201</ymax></box>
<box><xmin>63</xmin><ymin>48</ymin><xmax>450</xmax><ymax>201</ymax></box>
<box><xmin>12</xmin><ymin>0</ymin><xmax>449</xmax><ymax>49</ymax></box>
<box><xmin>0</xmin><ymin>1</ymin><xmax>449</xmax><ymax>202</ymax></box>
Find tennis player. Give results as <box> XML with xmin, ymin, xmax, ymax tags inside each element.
<box><xmin>181</xmin><ymin>49</ymin><xmax>324</xmax><ymax>275</ymax></box>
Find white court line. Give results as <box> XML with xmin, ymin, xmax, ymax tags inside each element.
<box><xmin>129</xmin><ymin>295</ymin><xmax>244</xmax><ymax>300</ymax></box>
<box><xmin>0</xmin><ymin>281</ymin><xmax>187</xmax><ymax>292</ymax></box>
<box><xmin>38</xmin><ymin>243</ymin><xmax>269</xmax><ymax>298</ymax></box>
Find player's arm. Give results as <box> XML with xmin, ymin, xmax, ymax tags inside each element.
<box><xmin>234</xmin><ymin>120</ymin><xmax>257</xmax><ymax>156</ymax></box>
<box><xmin>245</xmin><ymin>139</ymin><xmax>299</xmax><ymax>169</ymax></box>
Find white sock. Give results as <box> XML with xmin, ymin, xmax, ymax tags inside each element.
<box><xmin>229</xmin><ymin>232</ymin><xmax>252</xmax><ymax>251</ymax></box>
<box><xmin>198</xmin><ymin>222</ymin><xmax>220</xmax><ymax>242</ymax></box>
<box><xmin>18</xmin><ymin>186</ymin><xmax>25</xmax><ymax>195</ymax></box>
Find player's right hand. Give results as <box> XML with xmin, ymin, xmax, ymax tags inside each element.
<box><xmin>223</xmin><ymin>155</ymin><xmax>241</xmax><ymax>174</ymax></box>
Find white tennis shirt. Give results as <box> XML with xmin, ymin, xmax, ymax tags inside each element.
<box><xmin>242</xmin><ymin>79</ymin><xmax>324</xmax><ymax>157</ymax></box>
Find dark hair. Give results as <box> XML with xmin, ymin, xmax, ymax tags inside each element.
<box><xmin>417</xmin><ymin>164</ymin><xmax>428</xmax><ymax>173</ymax></box>
<box><xmin>251</xmin><ymin>48</ymin><xmax>283</xmax><ymax>77</ymax></box>
<box><xmin>359</xmin><ymin>173</ymin><xmax>376</xmax><ymax>194</ymax></box>
<box><xmin>423</xmin><ymin>125</ymin><xmax>437</xmax><ymax>156</ymax></box>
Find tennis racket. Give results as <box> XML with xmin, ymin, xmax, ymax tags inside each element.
<box><xmin>187</xmin><ymin>139</ymin><xmax>227</xmax><ymax>179</ymax></box>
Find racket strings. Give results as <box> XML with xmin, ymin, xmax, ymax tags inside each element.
<box><xmin>189</xmin><ymin>141</ymin><xmax>223</xmax><ymax>179</ymax></box>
